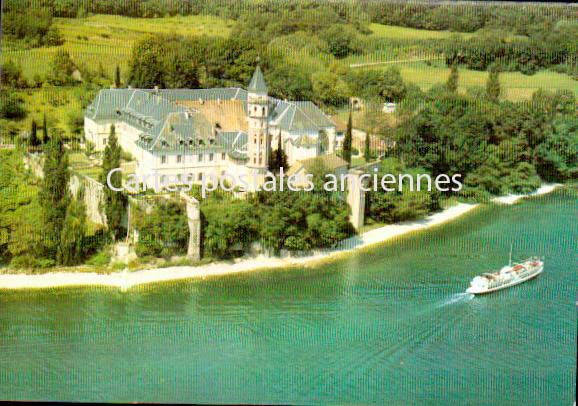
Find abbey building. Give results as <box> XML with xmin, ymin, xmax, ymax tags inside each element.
<box><xmin>84</xmin><ymin>67</ymin><xmax>338</xmax><ymax>190</ymax></box>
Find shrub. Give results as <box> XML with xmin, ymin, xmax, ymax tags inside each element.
<box><xmin>284</xmin><ymin>235</ymin><xmax>311</xmax><ymax>251</ymax></box>
<box><xmin>10</xmin><ymin>255</ymin><xmax>54</xmax><ymax>270</ymax></box>
<box><xmin>0</xmin><ymin>92</ymin><xmax>26</xmax><ymax>119</ymax></box>
<box><xmin>85</xmin><ymin>250</ymin><xmax>111</xmax><ymax>267</ymax></box>
<box><xmin>111</xmin><ymin>261</ymin><xmax>126</xmax><ymax>271</ymax></box>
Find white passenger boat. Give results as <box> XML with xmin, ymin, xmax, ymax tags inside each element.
<box><xmin>466</xmin><ymin>250</ymin><xmax>544</xmax><ymax>295</ymax></box>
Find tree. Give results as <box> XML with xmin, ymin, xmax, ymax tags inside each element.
<box><xmin>39</xmin><ymin>134</ymin><xmax>70</xmax><ymax>259</ymax></box>
<box><xmin>29</xmin><ymin>120</ymin><xmax>40</xmax><ymax>147</ymax></box>
<box><xmin>100</xmin><ymin>125</ymin><xmax>126</xmax><ymax>240</ymax></box>
<box><xmin>44</xmin><ymin>26</ymin><xmax>64</xmax><ymax>46</ymax></box>
<box><xmin>311</xmin><ymin>69</ymin><xmax>349</xmax><ymax>107</ymax></box>
<box><xmin>446</xmin><ymin>63</ymin><xmax>459</xmax><ymax>93</ymax></box>
<box><xmin>0</xmin><ymin>92</ymin><xmax>26</xmax><ymax>119</ymax></box>
<box><xmin>0</xmin><ymin>60</ymin><xmax>27</xmax><ymax>88</ymax></box>
<box><xmin>269</xmin><ymin>135</ymin><xmax>288</xmax><ymax>173</ymax></box>
<box><xmin>364</xmin><ymin>133</ymin><xmax>371</xmax><ymax>162</ymax></box>
<box><xmin>366</xmin><ymin>160</ymin><xmax>434</xmax><ymax>224</ymax></box>
<box><xmin>342</xmin><ymin>109</ymin><xmax>353</xmax><ymax>167</ymax></box>
<box><xmin>165</xmin><ymin>51</ymin><xmax>200</xmax><ymax>88</ymax></box>
<box><xmin>201</xmin><ymin>200</ymin><xmax>258</xmax><ymax>258</ymax></box>
<box><xmin>135</xmin><ymin>200</ymin><xmax>189</xmax><ymax>258</ymax></box>
<box><xmin>0</xmin><ymin>151</ymin><xmax>37</xmax><ymax>262</ymax></box>
<box><xmin>535</xmin><ymin>116</ymin><xmax>578</xmax><ymax>181</ymax></box>
<box><xmin>348</xmin><ymin>67</ymin><xmax>406</xmax><ymax>102</ymax></box>
<box><xmin>57</xmin><ymin>195</ymin><xmax>87</xmax><ymax>266</ymax></box>
<box><xmin>128</xmin><ymin>35</ymin><xmax>170</xmax><ymax>88</ymax></box>
<box><xmin>115</xmin><ymin>65</ymin><xmax>121</xmax><ymax>88</ymax></box>
<box><xmin>319</xmin><ymin>24</ymin><xmax>360</xmax><ymax>58</ymax></box>
<box><xmin>46</xmin><ymin>50</ymin><xmax>76</xmax><ymax>86</ymax></box>
<box><xmin>266</xmin><ymin>63</ymin><xmax>314</xmax><ymax>101</ymax></box>
<box><xmin>42</xmin><ymin>112</ymin><xmax>48</xmax><ymax>143</ymax></box>
<box><xmin>486</xmin><ymin>66</ymin><xmax>501</xmax><ymax>101</ymax></box>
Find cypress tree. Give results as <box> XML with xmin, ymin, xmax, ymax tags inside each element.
<box><xmin>446</xmin><ymin>63</ymin><xmax>459</xmax><ymax>93</ymax></box>
<box><xmin>364</xmin><ymin>132</ymin><xmax>371</xmax><ymax>163</ymax></box>
<box><xmin>486</xmin><ymin>66</ymin><xmax>501</xmax><ymax>101</ymax></box>
<box><xmin>101</xmin><ymin>125</ymin><xmax>126</xmax><ymax>240</ymax></box>
<box><xmin>276</xmin><ymin>134</ymin><xmax>288</xmax><ymax>172</ymax></box>
<box><xmin>276</xmin><ymin>134</ymin><xmax>282</xmax><ymax>170</ymax></box>
<box><xmin>115</xmin><ymin>65</ymin><xmax>121</xmax><ymax>88</ymax></box>
<box><xmin>57</xmin><ymin>193</ymin><xmax>87</xmax><ymax>266</ymax></box>
<box><xmin>39</xmin><ymin>134</ymin><xmax>70</xmax><ymax>259</ymax></box>
<box><xmin>343</xmin><ymin>109</ymin><xmax>353</xmax><ymax>167</ymax></box>
<box><xmin>42</xmin><ymin>112</ymin><xmax>48</xmax><ymax>143</ymax></box>
<box><xmin>268</xmin><ymin>135</ymin><xmax>288</xmax><ymax>174</ymax></box>
<box><xmin>29</xmin><ymin>119</ymin><xmax>40</xmax><ymax>147</ymax></box>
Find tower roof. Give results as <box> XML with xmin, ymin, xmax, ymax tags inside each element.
<box><xmin>248</xmin><ymin>66</ymin><xmax>267</xmax><ymax>94</ymax></box>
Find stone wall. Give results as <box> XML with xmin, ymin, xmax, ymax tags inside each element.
<box><xmin>69</xmin><ymin>173</ymin><xmax>107</xmax><ymax>226</ymax></box>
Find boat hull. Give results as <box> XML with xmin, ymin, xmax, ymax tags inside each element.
<box><xmin>466</xmin><ymin>266</ymin><xmax>543</xmax><ymax>295</ymax></box>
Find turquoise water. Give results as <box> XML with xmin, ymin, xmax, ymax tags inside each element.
<box><xmin>1</xmin><ymin>190</ymin><xmax>576</xmax><ymax>404</ymax></box>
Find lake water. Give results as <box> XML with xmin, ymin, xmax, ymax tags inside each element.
<box><xmin>1</xmin><ymin>190</ymin><xmax>576</xmax><ymax>404</ymax></box>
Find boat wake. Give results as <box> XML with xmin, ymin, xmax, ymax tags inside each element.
<box><xmin>436</xmin><ymin>292</ymin><xmax>474</xmax><ymax>308</ymax></box>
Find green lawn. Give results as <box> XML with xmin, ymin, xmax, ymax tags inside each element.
<box><xmin>368</xmin><ymin>23</ymin><xmax>474</xmax><ymax>41</ymax></box>
<box><xmin>363</xmin><ymin>61</ymin><xmax>578</xmax><ymax>101</ymax></box>
<box><xmin>69</xmin><ymin>151</ymin><xmax>101</xmax><ymax>179</ymax></box>
<box><xmin>2</xmin><ymin>14</ymin><xmax>232</xmax><ymax>81</ymax></box>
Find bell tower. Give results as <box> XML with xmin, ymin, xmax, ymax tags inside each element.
<box><xmin>246</xmin><ymin>65</ymin><xmax>269</xmax><ymax>175</ymax></box>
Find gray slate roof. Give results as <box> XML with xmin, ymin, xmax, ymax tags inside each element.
<box><xmin>85</xmin><ymin>68</ymin><xmax>334</xmax><ymax>155</ymax></box>
<box><xmin>248</xmin><ymin>66</ymin><xmax>268</xmax><ymax>94</ymax></box>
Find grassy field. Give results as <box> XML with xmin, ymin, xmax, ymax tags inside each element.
<box><xmin>367</xmin><ymin>23</ymin><xmax>474</xmax><ymax>41</ymax></box>
<box><xmin>359</xmin><ymin>61</ymin><xmax>578</xmax><ymax>101</ymax></box>
<box><xmin>2</xmin><ymin>14</ymin><xmax>232</xmax><ymax>80</ymax></box>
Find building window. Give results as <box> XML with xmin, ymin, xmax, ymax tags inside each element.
<box><xmin>161</xmin><ymin>155</ymin><xmax>167</xmax><ymax>164</ymax></box>
<box><xmin>198</xmin><ymin>172</ymin><xmax>203</xmax><ymax>181</ymax></box>
<box><xmin>176</xmin><ymin>155</ymin><xmax>182</xmax><ymax>163</ymax></box>
<box><xmin>209</xmin><ymin>153</ymin><xmax>214</xmax><ymax>161</ymax></box>
<box><xmin>103</xmin><ymin>138</ymin><xmax>107</xmax><ymax>146</ymax></box>
<box><xmin>221</xmin><ymin>152</ymin><xmax>226</xmax><ymax>160</ymax></box>
<box><xmin>160</xmin><ymin>175</ymin><xmax>166</xmax><ymax>184</ymax></box>
<box><xmin>198</xmin><ymin>154</ymin><xmax>203</xmax><ymax>162</ymax></box>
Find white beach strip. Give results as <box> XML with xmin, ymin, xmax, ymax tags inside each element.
<box><xmin>491</xmin><ymin>183</ymin><xmax>563</xmax><ymax>205</ymax></box>
<box><xmin>0</xmin><ymin>184</ymin><xmax>562</xmax><ymax>290</ymax></box>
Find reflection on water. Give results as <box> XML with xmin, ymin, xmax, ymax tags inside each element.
<box><xmin>0</xmin><ymin>190</ymin><xmax>576</xmax><ymax>404</ymax></box>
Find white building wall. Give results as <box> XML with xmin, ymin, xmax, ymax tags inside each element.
<box><xmin>135</xmin><ymin>149</ymin><xmax>254</xmax><ymax>191</ymax></box>
<box><xmin>84</xmin><ymin>118</ymin><xmax>114</xmax><ymax>151</ymax></box>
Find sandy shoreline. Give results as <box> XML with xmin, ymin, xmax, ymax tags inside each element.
<box><xmin>0</xmin><ymin>184</ymin><xmax>562</xmax><ymax>290</ymax></box>
<box><xmin>490</xmin><ymin>183</ymin><xmax>562</xmax><ymax>205</ymax></box>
